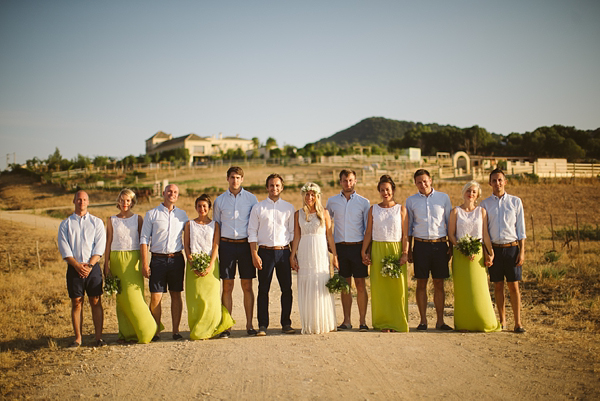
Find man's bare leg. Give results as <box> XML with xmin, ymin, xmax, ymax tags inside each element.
<box><xmin>507</xmin><ymin>281</ymin><xmax>522</xmax><ymax>329</ymax></box>
<box><xmin>340</xmin><ymin>277</ymin><xmax>353</xmax><ymax>326</ymax></box>
<box><xmin>71</xmin><ymin>297</ymin><xmax>84</xmax><ymax>344</ymax></box>
<box><xmin>222</xmin><ymin>279</ymin><xmax>234</xmax><ymax>314</ymax></box>
<box><xmin>170</xmin><ymin>291</ymin><xmax>183</xmax><ymax>334</ymax></box>
<box><xmin>241</xmin><ymin>279</ymin><xmax>255</xmax><ymax>330</ymax></box>
<box><xmin>416</xmin><ymin>279</ymin><xmax>428</xmax><ymax>325</ymax></box>
<box><xmin>89</xmin><ymin>296</ymin><xmax>103</xmax><ymax>341</ymax></box>
<box><xmin>433</xmin><ymin>278</ymin><xmax>446</xmax><ymax>327</ymax></box>
<box><xmin>150</xmin><ymin>292</ymin><xmax>163</xmax><ymax>332</ymax></box>
<box><xmin>494</xmin><ymin>281</ymin><xmax>506</xmax><ymax>328</ymax></box>
<box><xmin>355</xmin><ymin>277</ymin><xmax>368</xmax><ymax>326</ymax></box>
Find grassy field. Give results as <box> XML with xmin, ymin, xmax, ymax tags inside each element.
<box><xmin>1</xmin><ymin>168</ymin><xmax>600</xmax><ymax>396</ymax></box>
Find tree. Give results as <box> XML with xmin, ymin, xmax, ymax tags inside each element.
<box><xmin>72</xmin><ymin>154</ymin><xmax>91</xmax><ymax>169</ymax></box>
<box><xmin>122</xmin><ymin>155</ymin><xmax>137</xmax><ymax>169</ymax></box>
<box><xmin>266</xmin><ymin>137</ymin><xmax>277</xmax><ymax>148</ymax></box>
<box><xmin>93</xmin><ymin>156</ymin><xmax>109</xmax><ymax>168</ymax></box>
<box><xmin>46</xmin><ymin>148</ymin><xmax>63</xmax><ymax>171</ymax></box>
<box><xmin>252</xmin><ymin>137</ymin><xmax>260</xmax><ymax>148</ymax></box>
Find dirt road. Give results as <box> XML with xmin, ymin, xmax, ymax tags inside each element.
<box><xmin>1</xmin><ymin>211</ymin><xmax>598</xmax><ymax>400</ymax></box>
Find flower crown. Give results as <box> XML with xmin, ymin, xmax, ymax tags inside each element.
<box><xmin>301</xmin><ymin>182</ymin><xmax>321</xmax><ymax>195</ymax></box>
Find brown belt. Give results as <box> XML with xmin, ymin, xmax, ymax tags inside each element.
<box><xmin>414</xmin><ymin>237</ymin><xmax>447</xmax><ymax>243</ymax></box>
<box><xmin>492</xmin><ymin>241</ymin><xmax>519</xmax><ymax>248</ymax></box>
<box><xmin>221</xmin><ymin>237</ymin><xmax>248</xmax><ymax>243</ymax></box>
<box><xmin>152</xmin><ymin>251</ymin><xmax>182</xmax><ymax>258</ymax></box>
<box><xmin>336</xmin><ymin>241</ymin><xmax>363</xmax><ymax>245</ymax></box>
<box><xmin>259</xmin><ymin>245</ymin><xmax>289</xmax><ymax>250</ymax></box>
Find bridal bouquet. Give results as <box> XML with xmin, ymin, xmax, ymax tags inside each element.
<box><xmin>381</xmin><ymin>254</ymin><xmax>402</xmax><ymax>278</ymax></box>
<box><xmin>456</xmin><ymin>234</ymin><xmax>482</xmax><ymax>260</ymax></box>
<box><xmin>190</xmin><ymin>251</ymin><xmax>211</xmax><ymax>274</ymax></box>
<box><xmin>326</xmin><ymin>273</ymin><xmax>351</xmax><ymax>294</ymax></box>
<box><xmin>103</xmin><ymin>276</ymin><xmax>121</xmax><ymax>295</ymax></box>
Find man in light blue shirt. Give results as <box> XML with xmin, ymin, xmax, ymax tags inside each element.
<box><xmin>213</xmin><ymin>166</ymin><xmax>258</xmax><ymax>337</ymax></box>
<box><xmin>140</xmin><ymin>184</ymin><xmax>188</xmax><ymax>340</ymax></box>
<box><xmin>406</xmin><ymin>169</ymin><xmax>453</xmax><ymax>331</ymax></box>
<box><xmin>58</xmin><ymin>191</ymin><xmax>106</xmax><ymax>347</ymax></box>
<box><xmin>326</xmin><ymin>169</ymin><xmax>370</xmax><ymax>332</ymax></box>
<box><xmin>480</xmin><ymin>168</ymin><xmax>526</xmax><ymax>333</ymax></box>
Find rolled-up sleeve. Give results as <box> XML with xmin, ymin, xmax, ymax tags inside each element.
<box><xmin>406</xmin><ymin>198</ymin><xmax>415</xmax><ymax>237</ymax></box>
<box><xmin>516</xmin><ymin>198</ymin><xmax>527</xmax><ymax>240</ymax></box>
<box><xmin>247</xmin><ymin>204</ymin><xmax>259</xmax><ymax>243</ymax></box>
<box><xmin>140</xmin><ymin>211</ymin><xmax>153</xmax><ymax>245</ymax></box>
<box><xmin>444</xmin><ymin>195</ymin><xmax>452</xmax><ymax>230</ymax></box>
<box><xmin>362</xmin><ymin>199</ymin><xmax>370</xmax><ymax>233</ymax></box>
<box><xmin>57</xmin><ymin>220</ymin><xmax>72</xmax><ymax>259</ymax></box>
<box><xmin>91</xmin><ymin>218</ymin><xmax>106</xmax><ymax>256</ymax></box>
<box><xmin>213</xmin><ymin>197</ymin><xmax>222</xmax><ymax>225</ymax></box>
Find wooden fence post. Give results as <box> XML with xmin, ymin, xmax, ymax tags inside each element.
<box><xmin>36</xmin><ymin>240</ymin><xmax>41</xmax><ymax>269</ymax></box>
<box><xmin>8</xmin><ymin>252</ymin><xmax>12</xmax><ymax>272</ymax></box>
<box><xmin>575</xmin><ymin>212</ymin><xmax>581</xmax><ymax>253</ymax></box>
<box><xmin>550</xmin><ymin>214</ymin><xmax>556</xmax><ymax>251</ymax></box>
<box><xmin>530</xmin><ymin>214</ymin><xmax>536</xmax><ymax>255</ymax></box>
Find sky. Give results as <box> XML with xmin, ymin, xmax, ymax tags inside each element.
<box><xmin>1</xmin><ymin>0</ymin><xmax>599</xmax><ymax>166</ymax></box>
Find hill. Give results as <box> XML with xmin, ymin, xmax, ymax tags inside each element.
<box><xmin>315</xmin><ymin>117</ymin><xmax>452</xmax><ymax>146</ymax></box>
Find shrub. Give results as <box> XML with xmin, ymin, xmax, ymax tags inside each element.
<box><xmin>544</xmin><ymin>250</ymin><xmax>561</xmax><ymax>263</ymax></box>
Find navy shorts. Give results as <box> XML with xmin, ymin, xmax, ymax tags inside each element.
<box><xmin>412</xmin><ymin>241</ymin><xmax>450</xmax><ymax>279</ymax></box>
<box><xmin>489</xmin><ymin>245</ymin><xmax>522</xmax><ymax>283</ymax></box>
<box><xmin>66</xmin><ymin>263</ymin><xmax>103</xmax><ymax>299</ymax></box>
<box><xmin>219</xmin><ymin>241</ymin><xmax>256</xmax><ymax>280</ymax></box>
<box><xmin>336</xmin><ymin>243</ymin><xmax>368</xmax><ymax>279</ymax></box>
<box><xmin>149</xmin><ymin>253</ymin><xmax>185</xmax><ymax>293</ymax></box>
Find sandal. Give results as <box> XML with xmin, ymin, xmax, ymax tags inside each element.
<box><xmin>416</xmin><ymin>323</ymin><xmax>427</xmax><ymax>331</ymax></box>
<box><xmin>68</xmin><ymin>341</ymin><xmax>81</xmax><ymax>349</ymax></box>
<box><xmin>337</xmin><ymin>324</ymin><xmax>352</xmax><ymax>330</ymax></box>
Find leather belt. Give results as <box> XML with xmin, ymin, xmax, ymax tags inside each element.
<box><xmin>492</xmin><ymin>241</ymin><xmax>519</xmax><ymax>248</ymax></box>
<box><xmin>221</xmin><ymin>237</ymin><xmax>248</xmax><ymax>243</ymax></box>
<box><xmin>414</xmin><ymin>237</ymin><xmax>447</xmax><ymax>243</ymax></box>
<box><xmin>259</xmin><ymin>245</ymin><xmax>289</xmax><ymax>250</ymax></box>
<box><xmin>336</xmin><ymin>241</ymin><xmax>363</xmax><ymax>245</ymax></box>
<box><xmin>152</xmin><ymin>251</ymin><xmax>182</xmax><ymax>258</ymax></box>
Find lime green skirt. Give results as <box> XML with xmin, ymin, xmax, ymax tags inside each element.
<box><xmin>109</xmin><ymin>251</ymin><xmax>157</xmax><ymax>343</ymax></box>
<box><xmin>452</xmin><ymin>248</ymin><xmax>501</xmax><ymax>332</ymax></box>
<box><xmin>370</xmin><ymin>241</ymin><xmax>409</xmax><ymax>332</ymax></box>
<box><xmin>185</xmin><ymin>260</ymin><xmax>235</xmax><ymax>340</ymax></box>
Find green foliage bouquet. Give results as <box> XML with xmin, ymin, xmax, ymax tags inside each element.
<box><xmin>103</xmin><ymin>276</ymin><xmax>121</xmax><ymax>295</ymax></box>
<box><xmin>326</xmin><ymin>273</ymin><xmax>351</xmax><ymax>294</ymax></box>
<box><xmin>456</xmin><ymin>234</ymin><xmax>482</xmax><ymax>260</ymax></box>
<box><xmin>190</xmin><ymin>251</ymin><xmax>211</xmax><ymax>274</ymax></box>
<box><xmin>381</xmin><ymin>254</ymin><xmax>402</xmax><ymax>278</ymax></box>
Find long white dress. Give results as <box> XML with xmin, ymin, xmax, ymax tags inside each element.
<box><xmin>296</xmin><ymin>209</ymin><xmax>337</xmax><ymax>334</ymax></box>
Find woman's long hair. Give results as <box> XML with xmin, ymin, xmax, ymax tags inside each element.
<box><xmin>301</xmin><ymin>182</ymin><xmax>324</xmax><ymax>225</ymax></box>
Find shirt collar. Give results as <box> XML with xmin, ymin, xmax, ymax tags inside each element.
<box><xmin>492</xmin><ymin>192</ymin><xmax>507</xmax><ymax>200</ymax></box>
<box><xmin>227</xmin><ymin>188</ymin><xmax>245</xmax><ymax>197</ymax></box>
<box><xmin>339</xmin><ymin>191</ymin><xmax>355</xmax><ymax>200</ymax></box>
<box><xmin>73</xmin><ymin>212</ymin><xmax>89</xmax><ymax>220</ymax></box>
<box><xmin>417</xmin><ymin>188</ymin><xmax>435</xmax><ymax>198</ymax></box>
<box><xmin>159</xmin><ymin>203</ymin><xmax>177</xmax><ymax>212</ymax></box>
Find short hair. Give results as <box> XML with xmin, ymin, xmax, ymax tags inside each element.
<box><xmin>265</xmin><ymin>173</ymin><xmax>284</xmax><ymax>188</ymax></box>
<box><xmin>73</xmin><ymin>190</ymin><xmax>88</xmax><ymax>201</ymax></box>
<box><xmin>489</xmin><ymin>168</ymin><xmax>506</xmax><ymax>180</ymax></box>
<box><xmin>339</xmin><ymin>169</ymin><xmax>356</xmax><ymax>180</ymax></box>
<box><xmin>377</xmin><ymin>174</ymin><xmax>396</xmax><ymax>191</ymax></box>
<box><xmin>116</xmin><ymin>188</ymin><xmax>137</xmax><ymax>210</ymax></box>
<box><xmin>195</xmin><ymin>194</ymin><xmax>212</xmax><ymax>209</ymax></box>
<box><xmin>227</xmin><ymin>166</ymin><xmax>244</xmax><ymax>178</ymax></box>
<box><xmin>461</xmin><ymin>180</ymin><xmax>482</xmax><ymax>199</ymax></box>
<box><xmin>413</xmin><ymin>169</ymin><xmax>431</xmax><ymax>181</ymax></box>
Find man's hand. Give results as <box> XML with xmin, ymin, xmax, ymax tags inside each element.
<box><xmin>76</xmin><ymin>263</ymin><xmax>91</xmax><ymax>279</ymax></box>
<box><xmin>361</xmin><ymin>251</ymin><xmax>371</xmax><ymax>266</ymax></box>
<box><xmin>399</xmin><ymin>253</ymin><xmax>408</xmax><ymax>266</ymax></box>
<box><xmin>142</xmin><ymin>264</ymin><xmax>151</xmax><ymax>278</ymax></box>
<box><xmin>332</xmin><ymin>255</ymin><xmax>339</xmax><ymax>272</ymax></box>
<box><xmin>407</xmin><ymin>248</ymin><xmax>413</xmax><ymax>264</ymax></box>
<box><xmin>516</xmin><ymin>251</ymin><xmax>525</xmax><ymax>267</ymax></box>
<box><xmin>252</xmin><ymin>253</ymin><xmax>263</xmax><ymax>270</ymax></box>
<box><xmin>290</xmin><ymin>256</ymin><xmax>299</xmax><ymax>272</ymax></box>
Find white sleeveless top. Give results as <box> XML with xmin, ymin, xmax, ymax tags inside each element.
<box><xmin>372</xmin><ymin>204</ymin><xmax>402</xmax><ymax>242</ymax></box>
<box><xmin>110</xmin><ymin>215</ymin><xmax>140</xmax><ymax>251</ymax></box>
<box><xmin>455</xmin><ymin>206</ymin><xmax>483</xmax><ymax>240</ymax></box>
<box><xmin>189</xmin><ymin>220</ymin><xmax>216</xmax><ymax>255</ymax></box>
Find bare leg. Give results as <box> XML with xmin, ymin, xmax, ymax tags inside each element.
<box><xmin>170</xmin><ymin>291</ymin><xmax>183</xmax><ymax>334</ymax></box>
<box><xmin>222</xmin><ymin>279</ymin><xmax>234</xmax><ymax>314</ymax></box>
<box><xmin>340</xmin><ymin>277</ymin><xmax>353</xmax><ymax>325</ymax></box>
<box><xmin>354</xmin><ymin>278</ymin><xmax>368</xmax><ymax>326</ymax></box>
<box><xmin>416</xmin><ymin>279</ymin><xmax>428</xmax><ymax>325</ymax></box>
<box><xmin>507</xmin><ymin>281</ymin><xmax>522</xmax><ymax>329</ymax></box>
<box><xmin>89</xmin><ymin>296</ymin><xmax>103</xmax><ymax>341</ymax></box>
<box><xmin>433</xmin><ymin>279</ymin><xmax>446</xmax><ymax>327</ymax></box>
<box><xmin>150</xmin><ymin>292</ymin><xmax>163</xmax><ymax>332</ymax></box>
<box><xmin>71</xmin><ymin>297</ymin><xmax>84</xmax><ymax>344</ymax></box>
<box><xmin>494</xmin><ymin>281</ymin><xmax>506</xmax><ymax>328</ymax></box>
<box><xmin>241</xmin><ymin>279</ymin><xmax>255</xmax><ymax>330</ymax></box>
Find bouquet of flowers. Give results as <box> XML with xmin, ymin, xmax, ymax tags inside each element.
<box><xmin>381</xmin><ymin>254</ymin><xmax>402</xmax><ymax>278</ymax></box>
<box><xmin>456</xmin><ymin>234</ymin><xmax>482</xmax><ymax>260</ymax></box>
<box><xmin>190</xmin><ymin>251</ymin><xmax>211</xmax><ymax>274</ymax></box>
<box><xmin>326</xmin><ymin>273</ymin><xmax>351</xmax><ymax>294</ymax></box>
<box><xmin>103</xmin><ymin>276</ymin><xmax>121</xmax><ymax>295</ymax></box>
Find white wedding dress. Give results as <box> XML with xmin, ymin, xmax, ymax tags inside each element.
<box><xmin>296</xmin><ymin>210</ymin><xmax>337</xmax><ymax>334</ymax></box>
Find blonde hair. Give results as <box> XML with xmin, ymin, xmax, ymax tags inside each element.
<box><xmin>461</xmin><ymin>180</ymin><xmax>482</xmax><ymax>199</ymax></box>
<box><xmin>116</xmin><ymin>188</ymin><xmax>137</xmax><ymax>210</ymax></box>
<box><xmin>301</xmin><ymin>182</ymin><xmax>324</xmax><ymax>225</ymax></box>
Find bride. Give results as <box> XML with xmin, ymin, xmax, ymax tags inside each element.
<box><xmin>289</xmin><ymin>182</ymin><xmax>338</xmax><ymax>334</ymax></box>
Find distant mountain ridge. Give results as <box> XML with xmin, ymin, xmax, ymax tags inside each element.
<box><xmin>315</xmin><ymin>117</ymin><xmax>453</xmax><ymax>146</ymax></box>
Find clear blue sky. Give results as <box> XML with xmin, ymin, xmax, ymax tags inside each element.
<box><xmin>1</xmin><ymin>0</ymin><xmax>599</xmax><ymax>166</ymax></box>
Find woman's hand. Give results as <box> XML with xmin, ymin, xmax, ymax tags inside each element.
<box><xmin>332</xmin><ymin>255</ymin><xmax>339</xmax><ymax>271</ymax></box>
<box><xmin>361</xmin><ymin>251</ymin><xmax>371</xmax><ymax>266</ymax></box>
<box><xmin>290</xmin><ymin>256</ymin><xmax>299</xmax><ymax>271</ymax></box>
<box><xmin>400</xmin><ymin>253</ymin><xmax>408</xmax><ymax>266</ymax></box>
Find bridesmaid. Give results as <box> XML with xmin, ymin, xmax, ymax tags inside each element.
<box><xmin>361</xmin><ymin>175</ymin><xmax>409</xmax><ymax>332</ymax></box>
<box><xmin>104</xmin><ymin>188</ymin><xmax>157</xmax><ymax>344</ymax></box>
<box><xmin>448</xmin><ymin>180</ymin><xmax>501</xmax><ymax>332</ymax></box>
<box><xmin>184</xmin><ymin>194</ymin><xmax>234</xmax><ymax>340</ymax></box>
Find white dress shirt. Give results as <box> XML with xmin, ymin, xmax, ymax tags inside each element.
<box><xmin>405</xmin><ymin>189</ymin><xmax>452</xmax><ymax>239</ymax></box>
<box><xmin>247</xmin><ymin>197</ymin><xmax>295</xmax><ymax>247</ymax></box>
<box><xmin>213</xmin><ymin>188</ymin><xmax>258</xmax><ymax>239</ymax></box>
<box><xmin>480</xmin><ymin>193</ymin><xmax>526</xmax><ymax>244</ymax></box>
<box><xmin>326</xmin><ymin>191</ymin><xmax>370</xmax><ymax>243</ymax></box>
<box><xmin>140</xmin><ymin>204</ymin><xmax>188</xmax><ymax>253</ymax></box>
<box><xmin>58</xmin><ymin>213</ymin><xmax>106</xmax><ymax>263</ymax></box>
